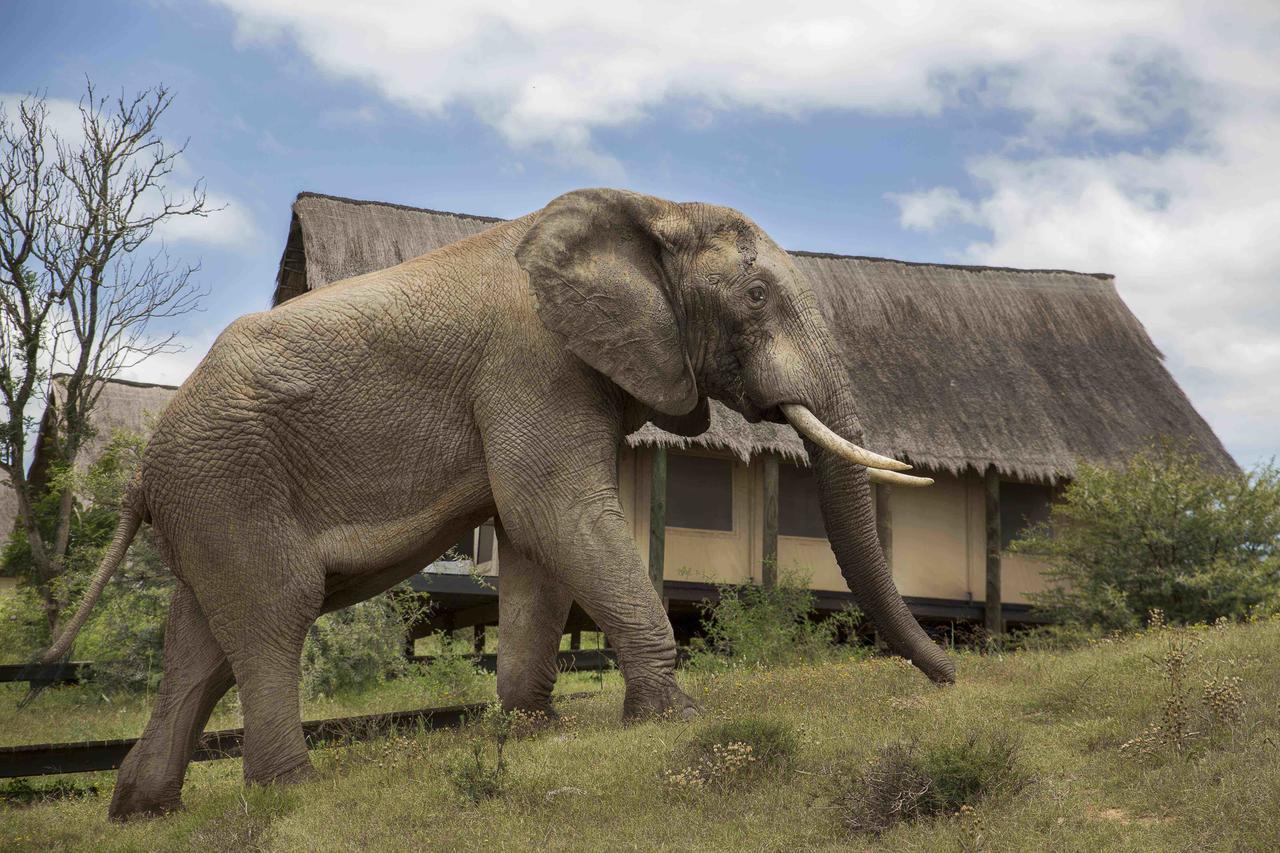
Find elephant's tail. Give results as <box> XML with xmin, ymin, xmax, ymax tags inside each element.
<box><xmin>37</xmin><ymin>482</ymin><xmax>145</xmax><ymax>667</ymax></box>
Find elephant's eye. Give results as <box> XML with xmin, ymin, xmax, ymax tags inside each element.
<box><xmin>746</xmin><ymin>283</ymin><xmax>768</xmax><ymax>307</ymax></box>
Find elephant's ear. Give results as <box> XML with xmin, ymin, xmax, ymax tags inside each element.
<box><xmin>515</xmin><ymin>188</ymin><xmax>699</xmax><ymax>416</ymax></box>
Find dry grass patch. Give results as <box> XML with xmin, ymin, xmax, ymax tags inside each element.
<box><xmin>835</xmin><ymin>729</ymin><xmax>1030</xmax><ymax>836</ymax></box>
<box><xmin>664</xmin><ymin>716</ymin><xmax>798</xmax><ymax>792</ymax></box>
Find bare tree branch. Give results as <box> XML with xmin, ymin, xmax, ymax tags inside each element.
<box><xmin>0</xmin><ymin>81</ymin><xmax>207</xmax><ymax>634</ymax></box>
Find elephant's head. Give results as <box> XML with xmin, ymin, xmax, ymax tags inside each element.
<box><xmin>516</xmin><ymin>188</ymin><xmax>955</xmax><ymax>684</ymax></box>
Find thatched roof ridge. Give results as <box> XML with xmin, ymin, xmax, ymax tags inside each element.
<box><xmin>295</xmin><ymin>191</ymin><xmax>504</xmax><ymax>224</ymax></box>
<box><xmin>789</xmin><ymin>249</ymin><xmax>1115</xmax><ymax>282</ymax></box>
<box><xmin>272</xmin><ymin>192</ymin><xmax>1235</xmax><ymax>482</ymax></box>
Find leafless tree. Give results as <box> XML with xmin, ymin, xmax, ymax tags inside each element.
<box><xmin>0</xmin><ymin>82</ymin><xmax>208</xmax><ymax>635</ymax></box>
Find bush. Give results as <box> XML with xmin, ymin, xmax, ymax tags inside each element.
<box><xmin>2</xmin><ymin>429</ymin><xmax>175</xmax><ymax>693</ymax></box>
<box><xmin>839</xmin><ymin>731</ymin><xmax>1028</xmax><ymax>835</ymax></box>
<box><xmin>1119</xmin><ymin>627</ymin><xmax>1249</xmax><ymax>760</ymax></box>
<box><xmin>0</xmin><ymin>582</ymin><xmax>47</xmax><ymax>660</ymax></box>
<box><xmin>665</xmin><ymin>716</ymin><xmax>798</xmax><ymax>791</ymax></box>
<box><xmin>446</xmin><ymin>705</ymin><xmax>512</xmax><ymax>803</ymax></box>
<box><xmin>74</xmin><ymin>433</ymin><xmax>175</xmax><ymax>691</ymax></box>
<box><xmin>1013</xmin><ymin>443</ymin><xmax>1280</xmax><ymax>631</ymax></box>
<box><xmin>687</xmin><ymin>572</ymin><xmax>862</xmax><ymax>670</ymax></box>
<box><xmin>417</xmin><ymin>632</ymin><xmax>490</xmax><ymax>704</ymax></box>
<box><xmin>300</xmin><ymin>588</ymin><xmax>423</xmax><ymax>699</ymax></box>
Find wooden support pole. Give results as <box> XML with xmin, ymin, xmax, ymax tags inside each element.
<box><xmin>761</xmin><ymin>453</ymin><xmax>779</xmax><ymax>587</ymax></box>
<box><xmin>569</xmin><ymin>629</ymin><xmax>581</xmax><ymax>651</ymax></box>
<box><xmin>473</xmin><ymin>624</ymin><xmax>486</xmax><ymax>654</ymax></box>
<box><xmin>875</xmin><ymin>482</ymin><xmax>893</xmax><ymax>573</ymax></box>
<box><xmin>648</xmin><ymin>447</ymin><xmax>667</xmax><ymax>599</ymax></box>
<box><xmin>984</xmin><ymin>465</ymin><xmax>1003</xmax><ymax>635</ymax></box>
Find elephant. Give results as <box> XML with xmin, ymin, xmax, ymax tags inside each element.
<box><xmin>38</xmin><ymin>187</ymin><xmax>954</xmax><ymax>820</ymax></box>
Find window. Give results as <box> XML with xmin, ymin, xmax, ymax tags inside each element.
<box><xmin>1000</xmin><ymin>482</ymin><xmax>1054</xmax><ymax>549</ymax></box>
<box><xmin>476</xmin><ymin>519</ymin><xmax>495</xmax><ymax>563</ymax></box>
<box><xmin>779</xmin><ymin>462</ymin><xmax>827</xmax><ymax>538</ymax></box>
<box><xmin>666</xmin><ymin>453</ymin><xmax>734</xmax><ymax>531</ymax></box>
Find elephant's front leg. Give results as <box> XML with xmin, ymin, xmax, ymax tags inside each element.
<box><xmin>495</xmin><ymin>520</ymin><xmax>573</xmax><ymax>715</ymax></box>
<box><xmin>491</xmin><ymin>477</ymin><xmax>695</xmax><ymax>720</ymax></box>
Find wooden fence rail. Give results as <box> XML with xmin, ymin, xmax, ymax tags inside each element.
<box><xmin>0</xmin><ymin>648</ymin><xmax>643</xmax><ymax>688</ymax></box>
<box><xmin>1</xmin><ymin>692</ymin><xmax>596</xmax><ymax>779</ymax></box>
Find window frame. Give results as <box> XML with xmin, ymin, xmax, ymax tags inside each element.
<box><xmin>777</xmin><ymin>460</ymin><xmax>829</xmax><ymax>541</ymax></box>
<box><xmin>662</xmin><ymin>449</ymin><xmax>738</xmax><ymax>535</ymax></box>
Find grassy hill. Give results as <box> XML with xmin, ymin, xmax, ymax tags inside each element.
<box><xmin>3</xmin><ymin>619</ymin><xmax>1279</xmax><ymax>851</ymax></box>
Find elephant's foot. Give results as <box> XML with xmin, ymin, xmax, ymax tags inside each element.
<box><xmin>622</xmin><ymin>680</ymin><xmax>699</xmax><ymax>722</ymax></box>
<box><xmin>503</xmin><ymin>698</ymin><xmax>559</xmax><ymax>721</ymax></box>
<box><xmin>499</xmin><ymin>686</ymin><xmax>559</xmax><ymax>719</ymax></box>
<box><xmin>109</xmin><ymin>779</ymin><xmax>183</xmax><ymax>822</ymax></box>
<box><xmin>245</xmin><ymin>755</ymin><xmax>316</xmax><ymax>788</ymax></box>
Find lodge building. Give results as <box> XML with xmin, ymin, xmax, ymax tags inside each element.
<box><xmin>1</xmin><ymin>191</ymin><xmax>1234</xmax><ymax>643</ymax></box>
<box><xmin>271</xmin><ymin>192</ymin><xmax>1235</xmax><ymax>639</ymax></box>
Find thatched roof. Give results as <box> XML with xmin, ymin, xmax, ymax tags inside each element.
<box><xmin>49</xmin><ymin>376</ymin><xmax>179</xmax><ymax>470</ymax></box>
<box><xmin>1</xmin><ymin>377</ymin><xmax>178</xmax><ymax>536</ymax></box>
<box><xmin>273</xmin><ymin>192</ymin><xmax>1234</xmax><ymax>482</ymax></box>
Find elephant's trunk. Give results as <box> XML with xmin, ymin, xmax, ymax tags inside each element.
<box><xmin>805</xmin><ymin>415</ymin><xmax>956</xmax><ymax>684</ymax></box>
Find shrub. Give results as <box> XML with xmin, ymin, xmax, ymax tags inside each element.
<box><xmin>446</xmin><ymin>705</ymin><xmax>512</xmax><ymax>803</ymax></box>
<box><xmin>0</xmin><ymin>777</ymin><xmax>98</xmax><ymax>806</ymax></box>
<box><xmin>687</xmin><ymin>572</ymin><xmax>861</xmax><ymax>671</ymax></box>
<box><xmin>839</xmin><ymin>731</ymin><xmax>1028</xmax><ymax>835</ymax></box>
<box><xmin>300</xmin><ymin>588</ymin><xmax>423</xmax><ymax>699</ymax></box>
<box><xmin>2</xmin><ymin>429</ymin><xmax>175</xmax><ymax>694</ymax></box>
<box><xmin>0</xmin><ymin>582</ymin><xmax>47</xmax><ymax>660</ymax></box>
<box><xmin>665</xmin><ymin>716</ymin><xmax>798</xmax><ymax>791</ymax></box>
<box><xmin>75</xmin><ymin>433</ymin><xmax>174</xmax><ymax>691</ymax></box>
<box><xmin>1013</xmin><ymin>443</ymin><xmax>1280</xmax><ymax>631</ymax></box>
<box><xmin>1119</xmin><ymin>628</ymin><xmax>1249</xmax><ymax>759</ymax></box>
<box><xmin>417</xmin><ymin>633</ymin><xmax>490</xmax><ymax>704</ymax></box>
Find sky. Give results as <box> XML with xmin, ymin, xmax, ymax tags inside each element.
<box><xmin>1</xmin><ymin>1</ymin><xmax>1277</xmax><ymax>468</ymax></box>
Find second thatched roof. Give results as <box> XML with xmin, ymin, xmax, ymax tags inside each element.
<box><xmin>273</xmin><ymin>192</ymin><xmax>1234</xmax><ymax>483</ymax></box>
<box><xmin>1</xmin><ymin>376</ymin><xmax>179</xmax><ymax>537</ymax></box>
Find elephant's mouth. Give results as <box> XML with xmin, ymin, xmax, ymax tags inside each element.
<box><xmin>759</xmin><ymin>404</ymin><xmax>788</xmax><ymax>425</ymax></box>
<box><xmin>737</xmin><ymin>401</ymin><xmax>778</xmax><ymax>424</ymax></box>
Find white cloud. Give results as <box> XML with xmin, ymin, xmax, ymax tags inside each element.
<box><xmin>116</xmin><ymin>328</ymin><xmax>216</xmax><ymax>387</ymax></box>
<box><xmin>154</xmin><ymin>193</ymin><xmax>257</xmax><ymax>249</ymax></box>
<box><xmin>211</xmin><ymin>1</ymin><xmax>1277</xmax><ymax>173</ymax></box>
<box><xmin>886</xmin><ymin>187</ymin><xmax>980</xmax><ymax>231</ymax></box>
<box><xmin>892</xmin><ymin>109</ymin><xmax>1280</xmax><ymax>465</ymax></box>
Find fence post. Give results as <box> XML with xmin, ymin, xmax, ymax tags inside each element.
<box><xmin>648</xmin><ymin>447</ymin><xmax>667</xmax><ymax>599</ymax></box>
<box><xmin>761</xmin><ymin>452</ymin><xmax>779</xmax><ymax>587</ymax></box>
<box><xmin>985</xmin><ymin>465</ymin><xmax>1003</xmax><ymax>635</ymax></box>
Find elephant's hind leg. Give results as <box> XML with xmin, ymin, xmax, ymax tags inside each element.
<box><xmin>197</xmin><ymin>551</ymin><xmax>324</xmax><ymax>789</ymax></box>
<box><xmin>495</xmin><ymin>521</ymin><xmax>573</xmax><ymax>716</ymax></box>
<box><xmin>110</xmin><ymin>582</ymin><xmax>234</xmax><ymax>821</ymax></box>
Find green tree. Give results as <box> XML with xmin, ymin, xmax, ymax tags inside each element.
<box><xmin>1013</xmin><ymin>443</ymin><xmax>1280</xmax><ymax>631</ymax></box>
<box><xmin>0</xmin><ymin>427</ymin><xmax>173</xmax><ymax>690</ymax></box>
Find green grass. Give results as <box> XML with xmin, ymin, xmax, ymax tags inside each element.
<box><xmin>4</xmin><ymin>620</ymin><xmax>1280</xmax><ymax>850</ymax></box>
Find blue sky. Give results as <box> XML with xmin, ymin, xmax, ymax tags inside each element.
<box><xmin>2</xmin><ymin>1</ymin><xmax>1277</xmax><ymax>467</ymax></box>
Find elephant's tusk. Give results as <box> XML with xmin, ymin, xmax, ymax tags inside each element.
<box><xmin>781</xmin><ymin>403</ymin><xmax>912</xmax><ymax>472</ymax></box>
<box><xmin>868</xmin><ymin>468</ymin><xmax>934</xmax><ymax>488</ymax></box>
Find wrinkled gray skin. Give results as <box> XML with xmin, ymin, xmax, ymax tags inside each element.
<box><xmin>80</xmin><ymin>188</ymin><xmax>953</xmax><ymax>820</ymax></box>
